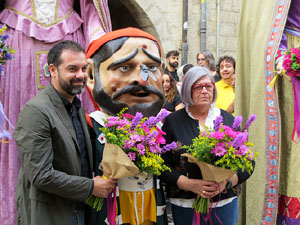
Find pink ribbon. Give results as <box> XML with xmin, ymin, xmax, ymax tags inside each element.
<box><xmin>291</xmin><ymin>77</ymin><xmax>300</xmax><ymax>142</ymax></box>
<box><xmin>106</xmin><ymin>187</ymin><xmax>118</xmax><ymax>225</ymax></box>
<box><xmin>193</xmin><ymin>184</ymin><xmax>223</xmax><ymax>225</ymax></box>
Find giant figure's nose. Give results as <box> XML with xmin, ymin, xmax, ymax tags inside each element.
<box><xmin>129</xmin><ymin>64</ymin><xmax>150</xmax><ymax>87</ymax></box>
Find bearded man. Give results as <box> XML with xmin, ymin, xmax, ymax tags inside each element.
<box><xmin>85</xmin><ymin>27</ymin><xmax>168</xmax><ymax>225</ymax></box>
<box><xmin>14</xmin><ymin>40</ymin><xmax>116</xmax><ymax>225</ymax></box>
<box><xmin>164</xmin><ymin>50</ymin><xmax>180</xmax><ymax>81</ymax></box>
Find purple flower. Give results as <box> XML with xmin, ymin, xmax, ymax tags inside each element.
<box><xmin>145</xmin><ymin>130</ymin><xmax>158</xmax><ymax>143</ymax></box>
<box><xmin>232</xmin><ymin>133</ymin><xmax>245</xmax><ymax>149</ymax></box>
<box><xmin>144</xmin><ymin>116</ymin><xmax>156</xmax><ymax>128</ymax></box>
<box><xmin>154</xmin><ymin>109</ymin><xmax>169</xmax><ymax>124</ymax></box>
<box><xmin>137</xmin><ymin>144</ymin><xmax>145</xmax><ymax>155</ymax></box>
<box><xmin>130</xmin><ymin>112</ymin><xmax>143</xmax><ymax>131</ymax></box>
<box><xmin>242</xmin><ymin>114</ymin><xmax>256</xmax><ymax>131</ymax></box>
<box><xmin>232</xmin><ymin>115</ymin><xmax>243</xmax><ymax>130</ymax></box>
<box><xmin>214</xmin><ymin>116</ymin><xmax>223</xmax><ymax>131</ymax></box>
<box><xmin>127</xmin><ymin>152</ymin><xmax>136</xmax><ymax>161</ymax></box>
<box><xmin>162</xmin><ymin>142</ymin><xmax>177</xmax><ymax>153</ymax></box>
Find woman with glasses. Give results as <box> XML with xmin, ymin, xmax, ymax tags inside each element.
<box><xmin>197</xmin><ymin>50</ymin><xmax>221</xmax><ymax>82</ymax></box>
<box><xmin>161</xmin><ymin>67</ymin><xmax>254</xmax><ymax>225</ymax></box>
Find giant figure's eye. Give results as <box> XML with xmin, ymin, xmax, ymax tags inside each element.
<box><xmin>119</xmin><ymin>66</ymin><xmax>129</xmax><ymax>72</ymax></box>
<box><xmin>148</xmin><ymin>65</ymin><xmax>158</xmax><ymax>72</ymax></box>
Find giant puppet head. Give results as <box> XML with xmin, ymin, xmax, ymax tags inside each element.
<box><xmin>86</xmin><ymin>27</ymin><xmax>165</xmax><ymax>117</ymax></box>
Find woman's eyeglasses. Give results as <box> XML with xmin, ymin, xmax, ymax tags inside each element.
<box><xmin>192</xmin><ymin>82</ymin><xmax>215</xmax><ymax>92</ymax></box>
<box><xmin>197</xmin><ymin>58</ymin><xmax>206</xmax><ymax>62</ymax></box>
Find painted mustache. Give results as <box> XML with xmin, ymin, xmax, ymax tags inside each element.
<box><xmin>112</xmin><ymin>85</ymin><xmax>163</xmax><ymax>100</ymax></box>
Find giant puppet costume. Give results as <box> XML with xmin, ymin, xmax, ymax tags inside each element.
<box><xmin>236</xmin><ymin>0</ymin><xmax>300</xmax><ymax>224</ymax></box>
<box><xmin>0</xmin><ymin>1</ymin><xmax>111</xmax><ymax>224</ymax></box>
<box><xmin>85</xmin><ymin>27</ymin><xmax>168</xmax><ymax>225</ymax></box>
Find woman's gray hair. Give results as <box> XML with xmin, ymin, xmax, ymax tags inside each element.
<box><xmin>181</xmin><ymin>66</ymin><xmax>217</xmax><ymax>105</ymax></box>
<box><xmin>197</xmin><ymin>50</ymin><xmax>216</xmax><ymax>71</ymax></box>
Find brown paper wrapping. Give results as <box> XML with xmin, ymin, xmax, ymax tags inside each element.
<box><xmin>101</xmin><ymin>143</ymin><xmax>140</xmax><ymax>179</ymax></box>
<box><xmin>181</xmin><ymin>153</ymin><xmax>236</xmax><ymax>183</ymax></box>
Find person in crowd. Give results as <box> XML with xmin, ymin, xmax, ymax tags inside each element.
<box><xmin>176</xmin><ymin>64</ymin><xmax>193</xmax><ymax>94</ymax></box>
<box><xmin>14</xmin><ymin>41</ymin><xmax>117</xmax><ymax>225</ymax></box>
<box><xmin>197</xmin><ymin>50</ymin><xmax>221</xmax><ymax>82</ymax></box>
<box><xmin>226</xmin><ymin>73</ymin><xmax>236</xmax><ymax>114</ymax></box>
<box><xmin>161</xmin><ymin>66</ymin><xmax>254</xmax><ymax>225</ymax></box>
<box><xmin>165</xmin><ymin>50</ymin><xmax>180</xmax><ymax>81</ymax></box>
<box><xmin>85</xmin><ymin>27</ymin><xmax>168</xmax><ymax>225</ymax></box>
<box><xmin>163</xmin><ymin>72</ymin><xmax>184</xmax><ymax>112</ymax></box>
<box><xmin>215</xmin><ymin>56</ymin><xmax>235</xmax><ymax>114</ymax></box>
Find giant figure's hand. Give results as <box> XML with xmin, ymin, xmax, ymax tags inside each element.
<box><xmin>92</xmin><ymin>176</ymin><xmax>117</xmax><ymax>197</ymax></box>
<box><xmin>276</xmin><ymin>59</ymin><xmax>291</xmax><ymax>82</ymax></box>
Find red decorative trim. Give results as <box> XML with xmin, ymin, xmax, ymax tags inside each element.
<box><xmin>278</xmin><ymin>194</ymin><xmax>300</xmax><ymax>219</ymax></box>
<box><xmin>262</xmin><ymin>1</ymin><xmax>291</xmax><ymax>224</ymax></box>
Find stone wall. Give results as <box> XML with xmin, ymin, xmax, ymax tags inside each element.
<box><xmin>117</xmin><ymin>0</ymin><xmax>241</xmax><ymax>67</ymax></box>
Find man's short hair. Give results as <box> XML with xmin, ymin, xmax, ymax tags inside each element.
<box><xmin>183</xmin><ymin>64</ymin><xmax>194</xmax><ymax>75</ymax></box>
<box><xmin>47</xmin><ymin>40</ymin><xmax>85</xmax><ymax>67</ymax></box>
<box><xmin>217</xmin><ymin>55</ymin><xmax>236</xmax><ymax>73</ymax></box>
<box><xmin>166</xmin><ymin>50</ymin><xmax>179</xmax><ymax>59</ymax></box>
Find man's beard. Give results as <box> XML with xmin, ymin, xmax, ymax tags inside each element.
<box><xmin>169</xmin><ymin>62</ymin><xmax>178</xmax><ymax>69</ymax></box>
<box><xmin>58</xmin><ymin>71</ymin><xmax>86</xmax><ymax>96</ymax></box>
<box><xmin>93</xmin><ymin>83</ymin><xmax>164</xmax><ymax>117</ymax></box>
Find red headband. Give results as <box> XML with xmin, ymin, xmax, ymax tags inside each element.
<box><xmin>86</xmin><ymin>27</ymin><xmax>161</xmax><ymax>59</ymax></box>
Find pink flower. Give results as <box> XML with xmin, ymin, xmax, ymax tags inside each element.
<box><xmin>291</xmin><ymin>48</ymin><xmax>300</xmax><ymax>58</ymax></box>
<box><xmin>127</xmin><ymin>152</ymin><xmax>136</xmax><ymax>161</ymax></box>
<box><xmin>124</xmin><ymin>140</ymin><xmax>135</xmax><ymax>149</ymax></box>
<box><xmin>122</xmin><ymin>113</ymin><xmax>134</xmax><ymax>119</ymax></box>
<box><xmin>286</xmin><ymin>68</ymin><xmax>298</xmax><ymax>77</ymax></box>
<box><xmin>282</xmin><ymin>58</ymin><xmax>292</xmax><ymax>71</ymax></box>
<box><xmin>211</xmin><ymin>131</ymin><xmax>225</xmax><ymax>139</ymax></box>
<box><xmin>235</xmin><ymin>145</ymin><xmax>249</xmax><ymax>156</ymax></box>
<box><xmin>211</xmin><ymin>143</ymin><xmax>227</xmax><ymax>156</ymax></box>
<box><xmin>130</xmin><ymin>134</ymin><xmax>142</xmax><ymax>142</ymax></box>
<box><xmin>247</xmin><ymin>152</ymin><xmax>255</xmax><ymax>160</ymax></box>
<box><xmin>223</xmin><ymin>125</ymin><xmax>238</xmax><ymax>138</ymax></box>
<box><xmin>137</xmin><ymin>144</ymin><xmax>145</xmax><ymax>155</ymax></box>
<box><xmin>149</xmin><ymin>145</ymin><xmax>157</xmax><ymax>153</ymax></box>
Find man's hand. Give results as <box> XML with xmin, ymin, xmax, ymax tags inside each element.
<box><xmin>92</xmin><ymin>176</ymin><xmax>117</xmax><ymax>198</ymax></box>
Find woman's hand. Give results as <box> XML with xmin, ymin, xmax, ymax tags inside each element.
<box><xmin>177</xmin><ymin>175</ymin><xmax>219</xmax><ymax>198</ymax></box>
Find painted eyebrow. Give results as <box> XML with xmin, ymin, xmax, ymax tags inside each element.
<box><xmin>142</xmin><ymin>48</ymin><xmax>161</xmax><ymax>64</ymax></box>
<box><xmin>107</xmin><ymin>48</ymin><xmax>139</xmax><ymax>70</ymax></box>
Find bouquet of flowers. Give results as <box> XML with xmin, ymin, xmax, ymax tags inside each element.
<box><xmin>182</xmin><ymin>114</ymin><xmax>258</xmax><ymax>214</ymax></box>
<box><xmin>282</xmin><ymin>47</ymin><xmax>300</xmax><ymax>141</ymax></box>
<box><xmin>86</xmin><ymin>108</ymin><xmax>177</xmax><ymax>212</ymax></box>
<box><xmin>282</xmin><ymin>47</ymin><xmax>300</xmax><ymax>77</ymax></box>
<box><xmin>0</xmin><ymin>25</ymin><xmax>15</xmax><ymax>74</ymax></box>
